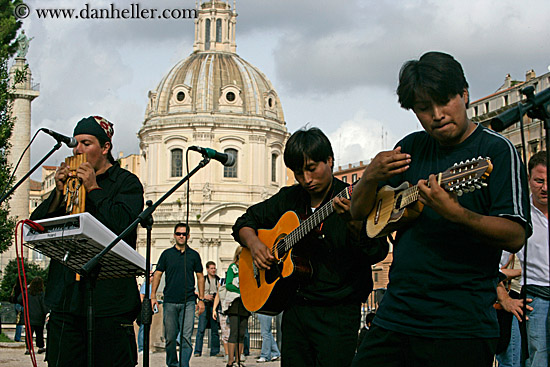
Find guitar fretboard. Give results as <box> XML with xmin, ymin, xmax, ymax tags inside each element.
<box><xmin>274</xmin><ymin>185</ymin><xmax>352</xmax><ymax>254</ymax></box>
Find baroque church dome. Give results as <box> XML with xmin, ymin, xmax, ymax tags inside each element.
<box><xmin>137</xmin><ymin>0</ymin><xmax>289</xmax><ymax>271</ymax></box>
<box><xmin>144</xmin><ymin>0</ymin><xmax>284</xmax><ymax>125</ymax></box>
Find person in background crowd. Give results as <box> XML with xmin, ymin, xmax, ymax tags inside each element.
<box><xmin>256</xmin><ymin>314</ymin><xmax>281</xmax><ymax>363</ymax></box>
<box><xmin>194</xmin><ymin>261</ymin><xmax>222</xmax><ymax>357</ymax></box>
<box><xmin>517</xmin><ymin>150</ymin><xmax>550</xmax><ymax>367</ymax></box>
<box><xmin>138</xmin><ymin>272</ymin><xmax>154</xmax><ymax>354</ymax></box>
<box><xmin>18</xmin><ymin>276</ymin><xmax>49</xmax><ymax>355</ymax></box>
<box><xmin>151</xmin><ymin>223</ymin><xmax>205</xmax><ymax>367</ymax></box>
<box><xmin>10</xmin><ymin>281</ymin><xmax>24</xmax><ymax>342</ymax></box>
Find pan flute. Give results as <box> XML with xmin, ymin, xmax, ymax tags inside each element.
<box><xmin>64</xmin><ymin>154</ymin><xmax>86</xmax><ymax>215</ymax></box>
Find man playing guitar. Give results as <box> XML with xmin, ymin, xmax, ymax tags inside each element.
<box><xmin>232</xmin><ymin>127</ymin><xmax>388</xmax><ymax>367</ymax></box>
<box><xmin>350</xmin><ymin>52</ymin><xmax>531</xmax><ymax>367</ymax></box>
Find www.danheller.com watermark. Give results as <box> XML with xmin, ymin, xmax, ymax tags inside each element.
<box><xmin>14</xmin><ymin>3</ymin><xmax>198</xmax><ymax>20</ymax></box>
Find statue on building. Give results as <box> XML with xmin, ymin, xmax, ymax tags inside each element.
<box><xmin>16</xmin><ymin>31</ymin><xmax>34</xmax><ymax>58</ymax></box>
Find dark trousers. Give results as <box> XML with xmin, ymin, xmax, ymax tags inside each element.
<box><xmin>46</xmin><ymin>311</ymin><xmax>137</xmax><ymax>367</ymax></box>
<box><xmin>194</xmin><ymin>301</ymin><xmax>220</xmax><ymax>355</ymax></box>
<box><xmin>352</xmin><ymin>324</ymin><xmax>498</xmax><ymax>367</ymax></box>
<box><xmin>26</xmin><ymin>324</ymin><xmax>45</xmax><ymax>349</ymax></box>
<box><xmin>281</xmin><ymin>301</ymin><xmax>361</xmax><ymax>367</ymax></box>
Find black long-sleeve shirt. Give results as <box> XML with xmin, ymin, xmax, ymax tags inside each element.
<box><xmin>30</xmin><ymin>162</ymin><xmax>144</xmax><ymax>317</ymax></box>
<box><xmin>232</xmin><ymin>177</ymin><xmax>388</xmax><ymax>305</ymax></box>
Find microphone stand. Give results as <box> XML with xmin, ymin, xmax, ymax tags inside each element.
<box><xmin>141</xmin><ymin>200</ymin><xmax>154</xmax><ymax>367</ymax></box>
<box><xmin>79</xmin><ymin>155</ymin><xmax>212</xmax><ymax>367</ymax></box>
<box><xmin>0</xmin><ymin>142</ymin><xmax>63</xmax><ymax>205</ymax></box>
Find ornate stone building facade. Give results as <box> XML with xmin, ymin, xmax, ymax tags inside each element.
<box><xmin>468</xmin><ymin>68</ymin><xmax>550</xmax><ymax>159</ymax></box>
<box><xmin>137</xmin><ymin>0</ymin><xmax>289</xmax><ymax>273</ymax></box>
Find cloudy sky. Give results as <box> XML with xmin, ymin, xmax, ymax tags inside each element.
<box><xmin>16</xmin><ymin>0</ymin><xmax>550</xmax><ymax>175</ymax></box>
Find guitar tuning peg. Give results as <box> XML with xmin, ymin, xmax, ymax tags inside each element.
<box><xmin>465</xmin><ymin>159</ymin><xmax>470</xmax><ymax>163</ymax></box>
<box><xmin>475</xmin><ymin>184</ymin><xmax>481</xmax><ymax>190</ymax></box>
<box><xmin>469</xmin><ymin>186</ymin><xmax>475</xmax><ymax>191</ymax></box>
<box><xmin>481</xmin><ymin>182</ymin><xmax>488</xmax><ymax>187</ymax></box>
<box><xmin>456</xmin><ymin>189</ymin><xmax>463</xmax><ymax>196</ymax></box>
<box><xmin>453</xmin><ymin>162</ymin><xmax>458</xmax><ymax>166</ymax></box>
<box><xmin>459</xmin><ymin>161</ymin><xmax>464</xmax><ymax>165</ymax></box>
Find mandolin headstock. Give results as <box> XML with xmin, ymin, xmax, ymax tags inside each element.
<box><xmin>440</xmin><ymin>157</ymin><xmax>493</xmax><ymax>196</ymax></box>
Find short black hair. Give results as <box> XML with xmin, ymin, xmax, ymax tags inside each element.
<box><xmin>174</xmin><ymin>222</ymin><xmax>189</xmax><ymax>234</ymax></box>
<box><xmin>528</xmin><ymin>151</ymin><xmax>547</xmax><ymax>175</ymax></box>
<box><xmin>205</xmin><ymin>261</ymin><xmax>216</xmax><ymax>269</ymax></box>
<box><xmin>284</xmin><ymin>127</ymin><xmax>334</xmax><ymax>172</ymax></box>
<box><xmin>397</xmin><ymin>51</ymin><xmax>469</xmax><ymax>110</ymax></box>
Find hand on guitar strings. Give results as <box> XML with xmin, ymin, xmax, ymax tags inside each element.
<box><xmin>362</xmin><ymin>147</ymin><xmax>411</xmax><ymax>182</ymax></box>
<box><xmin>333</xmin><ymin>196</ymin><xmax>363</xmax><ymax>238</ymax></box>
<box><xmin>239</xmin><ymin>227</ymin><xmax>275</xmax><ymax>270</ymax></box>
<box><xmin>417</xmin><ymin>174</ymin><xmax>462</xmax><ymax>222</ymax></box>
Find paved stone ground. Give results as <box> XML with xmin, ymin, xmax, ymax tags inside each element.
<box><xmin>0</xmin><ymin>345</ymin><xmax>281</xmax><ymax>367</ymax></box>
<box><xmin>0</xmin><ymin>329</ymin><xmax>280</xmax><ymax>367</ymax></box>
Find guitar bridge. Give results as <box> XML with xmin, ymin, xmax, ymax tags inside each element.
<box><xmin>253</xmin><ymin>263</ymin><xmax>261</xmax><ymax>288</ymax></box>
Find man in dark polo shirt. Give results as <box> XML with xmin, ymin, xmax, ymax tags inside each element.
<box><xmin>151</xmin><ymin>223</ymin><xmax>205</xmax><ymax>367</ymax></box>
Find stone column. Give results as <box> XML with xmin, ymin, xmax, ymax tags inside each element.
<box><xmin>0</xmin><ymin>57</ymin><xmax>39</xmax><ymax>269</ymax></box>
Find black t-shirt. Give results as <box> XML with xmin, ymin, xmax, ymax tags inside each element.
<box><xmin>30</xmin><ymin>162</ymin><xmax>144</xmax><ymax>317</ymax></box>
<box><xmin>232</xmin><ymin>177</ymin><xmax>389</xmax><ymax>304</ymax></box>
<box><xmin>156</xmin><ymin>246</ymin><xmax>203</xmax><ymax>303</ymax></box>
<box><xmin>374</xmin><ymin>124</ymin><xmax>531</xmax><ymax>338</ymax></box>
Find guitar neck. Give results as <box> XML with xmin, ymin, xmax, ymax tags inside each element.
<box><xmin>282</xmin><ymin>186</ymin><xmax>351</xmax><ymax>251</ymax></box>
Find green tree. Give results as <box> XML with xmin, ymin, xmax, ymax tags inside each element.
<box><xmin>0</xmin><ymin>0</ymin><xmax>23</xmax><ymax>56</ymax></box>
<box><xmin>0</xmin><ymin>257</ymin><xmax>48</xmax><ymax>301</ymax></box>
<box><xmin>0</xmin><ymin>0</ymin><xmax>24</xmax><ymax>255</ymax></box>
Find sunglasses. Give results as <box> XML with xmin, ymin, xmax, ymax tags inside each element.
<box><xmin>175</xmin><ymin>232</ymin><xmax>188</xmax><ymax>236</ymax></box>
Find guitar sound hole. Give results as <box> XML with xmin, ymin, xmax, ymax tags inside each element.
<box><xmin>395</xmin><ymin>194</ymin><xmax>402</xmax><ymax>209</ymax></box>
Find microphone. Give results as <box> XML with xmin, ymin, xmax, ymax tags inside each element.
<box><xmin>41</xmin><ymin>128</ymin><xmax>78</xmax><ymax>148</ymax></box>
<box><xmin>491</xmin><ymin>86</ymin><xmax>550</xmax><ymax>132</ymax></box>
<box><xmin>189</xmin><ymin>146</ymin><xmax>235</xmax><ymax>167</ymax></box>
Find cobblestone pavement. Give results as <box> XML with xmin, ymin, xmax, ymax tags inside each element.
<box><xmin>1</xmin><ymin>329</ymin><xmax>280</xmax><ymax>367</ymax></box>
<box><xmin>0</xmin><ymin>344</ymin><xmax>281</xmax><ymax>367</ymax></box>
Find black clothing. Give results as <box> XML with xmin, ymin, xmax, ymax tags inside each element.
<box><xmin>30</xmin><ymin>162</ymin><xmax>144</xmax><ymax>317</ymax></box>
<box><xmin>27</xmin><ymin>323</ymin><xmax>45</xmax><ymax>349</ymax></box>
<box><xmin>156</xmin><ymin>245</ymin><xmax>203</xmax><ymax>303</ymax></box>
<box><xmin>352</xmin><ymin>324</ymin><xmax>498</xmax><ymax>367</ymax></box>
<box><xmin>232</xmin><ymin>177</ymin><xmax>388</xmax><ymax>304</ymax></box>
<box><xmin>30</xmin><ymin>162</ymin><xmax>143</xmax><ymax>367</ymax></box>
<box><xmin>233</xmin><ymin>177</ymin><xmax>387</xmax><ymax>367</ymax></box>
<box><xmin>282</xmin><ymin>302</ymin><xmax>361</xmax><ymax>367</ymax></box>
<box><xmin>18</xmin><ymin>291</ymin><xmax>48</xmax><ymax>326</ymax></box>
<box><xmin>46</xmin><ymin>312</ymin><xmax>137</xmax><ymax>367</ymax></box>
<box><xmin>370</xmin><ymin>125</ymin><xmax>531</xmax><ymax>339</ymax></box>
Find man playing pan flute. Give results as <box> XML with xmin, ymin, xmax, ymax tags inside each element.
<box><xmin>232</xmin><ymin>127</ymin><xmax>388</xmax><ymax>367</ymax></box>
<box><xmin>31</xmin><ymin>116</ymin><xmax>144</xmax><ymax>367</ymax></box>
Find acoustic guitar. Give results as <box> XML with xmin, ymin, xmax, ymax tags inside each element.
<box><xmin>239</xmin><ymin>185</ymin><xmax>353</xmax><ymax>315</ymax></box>
<box><xmin>366</xmin><ymin>157</ymin><xmax>492</xmax><ymax>238</ymax></box>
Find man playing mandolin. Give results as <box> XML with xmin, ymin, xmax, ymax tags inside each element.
<box><xmin>232</xmin><ymin>127</ymin><xmax>388</xmax><ymax>367</ymax></box>
<box><xmin>350</xmin><ymin>52</ymin><xmax>531</xmax><ymax>367</ymax></box>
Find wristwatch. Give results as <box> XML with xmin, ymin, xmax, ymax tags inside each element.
<box><xmin>198</xmin><ymin>298</ymin><xmax>205</xmax><ymax>302</ymax></box>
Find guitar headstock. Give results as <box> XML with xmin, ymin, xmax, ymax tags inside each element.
<box><xmin>440</xmin><ymin>157</ymin><xmax>493</xmax><ymax>196</ymax></box>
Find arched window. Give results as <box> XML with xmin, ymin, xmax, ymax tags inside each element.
<box><xmin>205</xmin><ymin>19</ymin><xmax>211</xmax><ymax>50</ymax></box>
<box><xmin>271</xmin><ymin>153</ymin><xmax>278</xmax><ymax>182</ymax></box>
<box><xmin>171</xmin><ymin>149</ymin><xmax>183</xmax><ymax>177</ymax></box>
<box><xmin>216</xmin><ymin>19</ymin><xmax>222</xmax><ymax>42</ymax></box>
<box><xmin>223</xmin><ymin>148</ymin><xmax>238</xmax><ymax>178</ymax></box>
